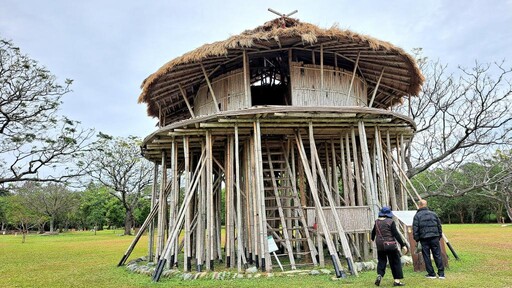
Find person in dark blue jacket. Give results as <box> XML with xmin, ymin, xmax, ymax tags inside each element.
<box><xmin>371</xmin><ymin>206</ymin><xmax>408</xmax><ymax>287</ymax></box>
<box><xmin>412</xmin><ymin>199</ymin><xmax>445</xmax><ymax>279</ymax></box>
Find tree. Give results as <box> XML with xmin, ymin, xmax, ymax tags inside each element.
<box><xmin>401</xmin><ymin>51</ymin><xmax>511</xmax><ymax>178</ymax></box>
<box><xmin>399</xmin><ymin>50</ymin><xmax>512</xmax><ymax>201</ymax></box>
<box><xmin>5</xmin><ymin>194</ymin><xmax>47</xmax><ymax>242</ymax></box>
<box><xmin>87</xmin><ymin>135</ymin><xmax>152</xmax><ymax>235</ymax></box>
<box><xmin>477</xmin><ymin>150</ymin><xmax>512</xmax><ymax>221</ymax></box>
<box><xmin>0</xmin><ymin>39</ymin><xmax>95</xmax><ymax>185</ymax></box>
<box><xmin>16</xmin><ymin>181</ymin><xmax>78</xmax><ymax>233</ymax></box>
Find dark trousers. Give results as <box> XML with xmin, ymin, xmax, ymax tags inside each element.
<box><xmin>421</xmin><ymin>237</ymin><xmax>445</xmax><ymax>276</ymax></box>
<box><xmin>377</xmin><ymin>249</ymin><xmax>403</xmax><ymax>279</ymax></box>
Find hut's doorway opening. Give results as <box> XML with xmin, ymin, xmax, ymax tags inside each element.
<box><xmin>250</xmin><ymin>55</ymin><xmax>291</xmax><ymax>106</ymax></box>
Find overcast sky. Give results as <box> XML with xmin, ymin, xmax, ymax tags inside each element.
<box><xmin>1</xmin><ymin>0</ymin><xmax>511</xmax><ymax>138</ymax></box>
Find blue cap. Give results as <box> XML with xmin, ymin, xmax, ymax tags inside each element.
<box><xmin>378</xmin><ymin>206</ymin><xmax>394</xmax><ymax>218</ymax></box>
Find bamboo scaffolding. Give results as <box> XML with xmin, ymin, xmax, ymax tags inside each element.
<box><xmin>295</xmin><ymin>132</ymin><xmax>345</xmax><ymax>278</ymax></box>
<box><xmin>153</xmin><ymin>148</ymin><xmax>207</xmax><ymax>281</ymax></box>
<box><xmin>308</xmin><ymin>123</ymin><xmax>357</xmax><ymax>275</ymax></box>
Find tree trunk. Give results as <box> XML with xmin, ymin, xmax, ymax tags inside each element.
<box><xmin>124</xmin><ymin>209</ymin><xmax>134</xmax><ymax>235</ymax></box>
<box><xmin>50</xmin><ymin>217</ymin><xmax>55</xmax><ymax>233</ymax></box>
<box><xmin>505</xmin><ymin>195</ymin><xmax>512</xmax><ymax>222</ymax></box>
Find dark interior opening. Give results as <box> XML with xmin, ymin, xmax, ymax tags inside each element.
<box><xmin>250</xmin><ymin>53</ymin><xmax>291</xmax><ymax>106</ymax></box>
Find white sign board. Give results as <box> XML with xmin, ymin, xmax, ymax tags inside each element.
<box><xmin>267</xmin><ymin>236</ymin><xmax>278</xmax><ymax>253</ymax></box>
<box><xmin>392</xmin><ymin>210</ymin><xmax>417</xmax><ymax>226</ymax></box>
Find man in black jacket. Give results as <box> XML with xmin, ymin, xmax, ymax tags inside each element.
<box><xmin>412</xmin><ymin>199</ymin><xmax>445</xmax><ymax>279</ymax></box>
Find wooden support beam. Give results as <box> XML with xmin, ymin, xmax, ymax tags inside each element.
<box><xmin>234</xmin><ymin>125</ymin><xmax>245</xmax><ymax>272</ymax></box>
<box><xmin>368</xmin><ymin>68</ymin><xmax>385</xmax><ymax>108</ymax></box>
<box><xmin>200</xmin><ymin>63</ymin><xmax>221</xmax><ymax>113</ymax></box>
<box><xmin>308</xmin><ymin>123</ymin><xmax>357</xmax><ymax>276</ymax></box>
<box><xmin>183</xmin><ymin>136</ymin><xmax>192</xmax><ymax>271</ymax></box>
<box><xmin>178</xmin><ymin>84</ymin><xmax>195</xmax><ymax>118</ymax></box>
<box><xmin>148</xmin><ymin>163</ymin><xmax>159</xmax><ymax>261</ymax></box>
<box><xmin>345</xmin><ymin>52</ymin><xmax>360</xmax><ymax>105</ymax></box>
<box><xmin>156</xmin><ymin>150</ymin><xmax>168</xmax><ymax>260</ymax></box>
<box><xmin>243</xmin><ymin>50</ymin><xmax>251</xmax><ymax>107</ymax></box>
<box><xmin>357</xmin><ymin>121</ymin><xmax>379</xmax><ymax>219</ymax></box>
<box><xmin>282</xmin><ymin>143</ymin><xmax>319</xmax><ymax>265</ymax></box>
<box><xmin>294</xmin><ymin>132</ymin><xmax>345</xmax><ymax>278</ymax></box>
<box><xmin>206</xmin><ymin>131</ymin><xmax>214</xmax><ymax>270</ymax></box>
<box><xmin>153</xmin><ymin>150</ymin><xmax>207</xmax><ymax>281</ymax></box>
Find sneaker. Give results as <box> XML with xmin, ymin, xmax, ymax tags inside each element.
<box><xmin>393</xmin><ymin>282</ymin><xmax>406</xmax><ymax>286</ymax></box>
<box><xmin>439</xmin><ymin>275</ymin><xmax>446</xmax><ymax>279</ymax></box>
<box><xmin>375</xmin><ymin>275</ymin><xmax>382</xmax><ymax>286</ymax></box>
<box><xmin>425</xmin><ymin>274</ymin><xmax>436</xmax><ymax>279</ymax></box>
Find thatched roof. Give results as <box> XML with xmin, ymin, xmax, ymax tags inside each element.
<box><xmin>139</xmin><ymin>18</ymin><xmax>424</xmax><ymax>120</ymax></box>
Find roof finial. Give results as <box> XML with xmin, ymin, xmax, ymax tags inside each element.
<box><xmin>268</xmin><ymin>8</ymin><xmax>298</xmax><ymax>28</ymax></box>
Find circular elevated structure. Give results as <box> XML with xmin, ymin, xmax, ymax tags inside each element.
<box><xmin>127</xmin><ymin>17</ymin><xmax>424</xmax><ymax>279</ymax></box>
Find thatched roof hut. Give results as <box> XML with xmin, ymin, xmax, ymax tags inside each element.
<box><xmin>138</xmin><ymin>18</ymin><xmax>424</xmax><ymax>124</ymax></box>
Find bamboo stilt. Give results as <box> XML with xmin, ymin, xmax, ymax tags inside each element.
<box><xmin>295</xmin><ymin>132</ymin><xmax>345</xmax><ymax>278</ymax></box>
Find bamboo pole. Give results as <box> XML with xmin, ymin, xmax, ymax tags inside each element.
<box><xmin>205</xmin><ymin>131</ymin><xmax>214</xmax><ymax>270</ymax></box>
<box><xmin>183</xmin><ymin>136</ymin><xmax>192</xmax><ymax>271</ymax></box>
<box><xmin>156</xmin><ymin>150</ymin><xmax>167</xmax><ymax>259</ymax></box>
<box><xmin>196</xmin><ymin>142</ymin><xmax>206</xmax><ymax>272</ymax></box>
<box><xmin>331</xmin><ymin>140</ymin><xmax>340</xmax><ymax>206</ymax></box>
<box><xmin>200</xmin><ymin>63</ymin><xmax>220</xmax><ymax>113</ymax></box>
<box><xmin>368</xmin><ymin>68</ymin><xmax>385</xmax><ymax>108</ymax></box>
<box><xmin>178</xmin><ymin>83</ymin><xmax>196</xmax><ymax>118</ymax></box>
<box><xmin>295</xmin><ymin>132</ymin><xmax>345</xmax><ymax>278</ymax></box>
<box><xmin>345</xmin><ymin>133</ymin><xmax>356</xmax><ymax>206</ymax></box>
<box><xmin>243</xmin><ymin>50</ymin><xmax>251</xmax><ymax>107</ymax></box>
<box><xmin>375</xmin><ymin>128</ymin><xmax>389</xmax><ymax>206</ymax></box>
<box><xmin>386</xmin><ymin>131</ymin><xmax>398</xmax><ymax>210</ymax></box>
<box><xmin>346</xmin><ymin>52</ymin><xmax>360</xmax><ymax>104</ymax></box>
<box><xmin>153</xmin><ymin>152</ymin><xmax>207</xmax><ymax>281</ymax></box>
<box><xmin>148</xmin><ymin>163</ymin><xmax>159</xmax><ymax>261</ymax></box>
<box><xmin>282</xmin><ymin>143</ymin><xmax>319</xmax><ymax>265</ymax></box>
<box><xmin>308</xmin><ymin>123</ymin><xmax>357</xmax><ymax>275</ymax></box>
<box><xmin>357</xmin><ymin>121</ymin><xmax>379</xmax><ymax>219</ymax></box>
<box><xmin>167</xmin><ymin>139</ymin><xmax>179</xmax><ymax>267</ymax></box>
<box><xmin>351</xmin><ymin>128</ymin><xmax>363</xmax><ymax>205</ymax></box>
<box><xmin>340</xmin><ymin>134</ymin><xmax>350</xmax><ymax>205</ymax></box>
<box><xmin>234</xmin><ymin>125</ymin><xmax>245</xmax><ymax>271</ymax></box>
<box><xmin>253</xmin><ymin>120</ymin><xmax>270</xmax><ymax>272</ymax></box>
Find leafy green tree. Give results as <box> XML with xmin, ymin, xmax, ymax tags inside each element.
<box><xmin>0</xmin><ymin>38</ymin><xmax>95</xmax><ymax>185</ymax></box>
<box><xmin>5</xmin><ymin>194</ymin><xmax>47</xmax><ymax>242</ymax></box>
<box><xmin>16</xmin><ymin>182</ymin><xmax>78</xmax><ymax>233</ymax></box>
<box><xmin>86</xmin><ymin>135</ymin><xmax>152</xmax><ymax>235</ymax></box>
<box><xmin>77</xmin><ymin>183</ymin><xmax>110</xmax><ymax>232</ymax></box>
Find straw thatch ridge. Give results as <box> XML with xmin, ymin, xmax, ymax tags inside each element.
<box><xmin>139</xmin><ymin>18</ymin><xmax>424</xmax><ymax>118</ymax></box>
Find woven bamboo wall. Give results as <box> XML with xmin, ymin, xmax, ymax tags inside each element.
<box><xmin>290</xmin><ymin>62</ymin><xmax>367</xmax><ymax>106</ymax></box>
<box><xmin>194</xmin><ymin>69</ymin><xmax>246</xmax><ymax>116</ymax></box>
<box><xmin>305</xmin><ymin>206</ymin><xmax>373</xmax><ymax>233</ymax></box>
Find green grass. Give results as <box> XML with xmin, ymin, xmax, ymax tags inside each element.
<box><xmin>1</xmin><ymin>224</ymin><xmax>511</xmax><ymax>287</ymax></box>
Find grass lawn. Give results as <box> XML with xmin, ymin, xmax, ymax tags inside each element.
<box><xmin>1</xmin><ymin>224</ymin><xmax>511</xmax><ymax>287</ymax></box>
